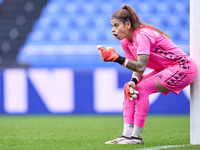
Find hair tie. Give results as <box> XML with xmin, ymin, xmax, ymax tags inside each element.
<box><xmin>122</xmin><ymin>5</ymin><xmax>128</xmax><ymax>10</ymax></box>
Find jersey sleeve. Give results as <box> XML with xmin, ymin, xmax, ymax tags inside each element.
<box><xmin>135</xmin><ymin>31</ymin><xmax>154</xmax><ymax>55</ymax></box>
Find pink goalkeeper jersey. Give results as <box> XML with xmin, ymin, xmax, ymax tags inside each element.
<box><xmin>120</xmin><ymin>26</ymin><xmax>194</xmax><ymax>71</ymax></box>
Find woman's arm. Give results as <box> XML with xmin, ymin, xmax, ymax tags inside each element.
<box><xmin>97</xmin><ymin>46</ymin><xmax>149</xmax><ymax>74</ymax></box>
<box><xmin>131</xmin><ymin>71</ymin><xmax>142</xmax><ymax>82</ymax></box>
<box><xmin>125</xmin><ymin>54</ymin><xmax>149</xmax><ymax>74</ymax></box>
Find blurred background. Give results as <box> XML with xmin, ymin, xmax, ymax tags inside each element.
<box><xmin>0</xmin><ymin>0</ymin><xmax>190</xmax><ymax>114</ymax></box>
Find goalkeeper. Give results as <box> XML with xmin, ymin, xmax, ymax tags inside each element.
<box><xmin>97</xmin><ymin>4</ymin><xmax>197</xmax><ymax>145</ymax></box>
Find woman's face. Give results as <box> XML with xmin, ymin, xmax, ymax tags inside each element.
<box><xmin>111</xmin><ymin>19</ymin><xmax>130</xmax><ymax>40</ymax></box>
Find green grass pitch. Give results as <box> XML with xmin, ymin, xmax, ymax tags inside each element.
<box><xmin>0</xmin><ymin>115</ymin><xmax>200</xmax><ymax>150</ymax></box>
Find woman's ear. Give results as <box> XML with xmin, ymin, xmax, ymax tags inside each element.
<box><xmin>125</xmin><ymin>21</ymin><xmax>132</xmax><ymax>29</ymax></box>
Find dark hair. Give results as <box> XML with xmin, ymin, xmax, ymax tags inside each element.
<box><xmin>112</xmin><ymin>5</ymin><xmax>171</xmax><ymax>40</ymax></box>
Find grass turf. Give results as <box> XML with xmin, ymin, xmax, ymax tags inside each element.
<box><xmin>0</xmin><ymin>115</ymin><xmax>200</xmax><ymax>150</ymax></box>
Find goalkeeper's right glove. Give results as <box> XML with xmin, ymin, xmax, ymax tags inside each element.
<box><xmin>97</xmin><ymin>45</ymin><xmax>126</xmax><ymax>66</ymax></box>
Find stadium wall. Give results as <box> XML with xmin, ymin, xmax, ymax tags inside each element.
<box><xmin>0</xmin><ymin>68</ymin><xmax>190</xmax><ymax>115</ymax></box>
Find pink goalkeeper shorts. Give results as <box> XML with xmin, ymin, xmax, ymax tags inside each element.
<box><xmin>143</xmin><ymin>57</ymin><xmax>197</xmax><ymax>95</ymax></box>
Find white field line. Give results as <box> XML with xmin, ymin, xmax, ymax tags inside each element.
<box><xmin>136</xmin><ymin>144</ymin><xmax>190</xmax><ymax>150</ymax></box>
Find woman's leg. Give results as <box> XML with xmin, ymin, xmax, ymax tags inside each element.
<box><xmin>122</xmin><ymin>71</ymin><xmax>164</xmax><ymax>138</ymax></box>
<box><xmin>119</xmin><ymin>76</ymin><xmax>169</xmax><ymax>145</ymax></box>
<box><xmin>106</xmin><ymin>71</ymin><xmax>171</xmax><ymax>144</ymax></box>
<box><xmin>122</xmin><ymin>83</ymin><xmax>135</xmax><ymax>137</ymax></box>
<box><xmin>134</xmin><ymin>76</ymin><xmax>158</xmax><ymax>128</ymax></box>
<box><xmin>104</xmin><ymin>83</ymin><xmax>136</xmax><ymax>144</ymax></box>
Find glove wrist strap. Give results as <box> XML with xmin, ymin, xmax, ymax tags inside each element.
<box><xmin>131</xmin><ymin>77</ymin><xmax>138</xmax><ymax>85</ymax></box>
<box><xmin>114</xmin><ymin>55</ymin><xmax>126</xmax><ymax>66</ymax></box>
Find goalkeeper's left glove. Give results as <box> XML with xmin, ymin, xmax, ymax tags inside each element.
<box><xmin>97</xmin><ymin>45</ymin><xmax>126</xmax><ymax>66</ymax></box>
<box><xmin>124</xmin><ymin>81</ymin><xmax>139</xmax><ymax>100</ymax></box>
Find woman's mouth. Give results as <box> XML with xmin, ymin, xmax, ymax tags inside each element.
<box><xmin>113</xmin><ymin>34</ymin><xmax>118</xmax><ymax>39</ymax></box>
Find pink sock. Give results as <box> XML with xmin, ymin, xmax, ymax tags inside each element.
<box><xmin>123</xmin><ymin>83</ymin><xmax>135</xmax><ymax>124</ymax></box>
<box><xmin>134</xmin><ymin>76</ymin><xmax>157</xmax><ymax>127</ymax></box>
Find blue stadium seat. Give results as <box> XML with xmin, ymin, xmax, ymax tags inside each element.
<box><xmin>26</xmin><ymin>29</ymin><xmax>50</xmax><ymax>45</ymax></box>
<box><xmin>18</xmin><ymin>0</ymin><xmax>190</xmax><ymax>67</ymax></box>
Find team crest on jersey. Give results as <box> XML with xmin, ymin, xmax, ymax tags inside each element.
<box><xmin>133</xmin><ymin>41</ymin><xmax>137</xmax><ymax>49</ymax></box>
